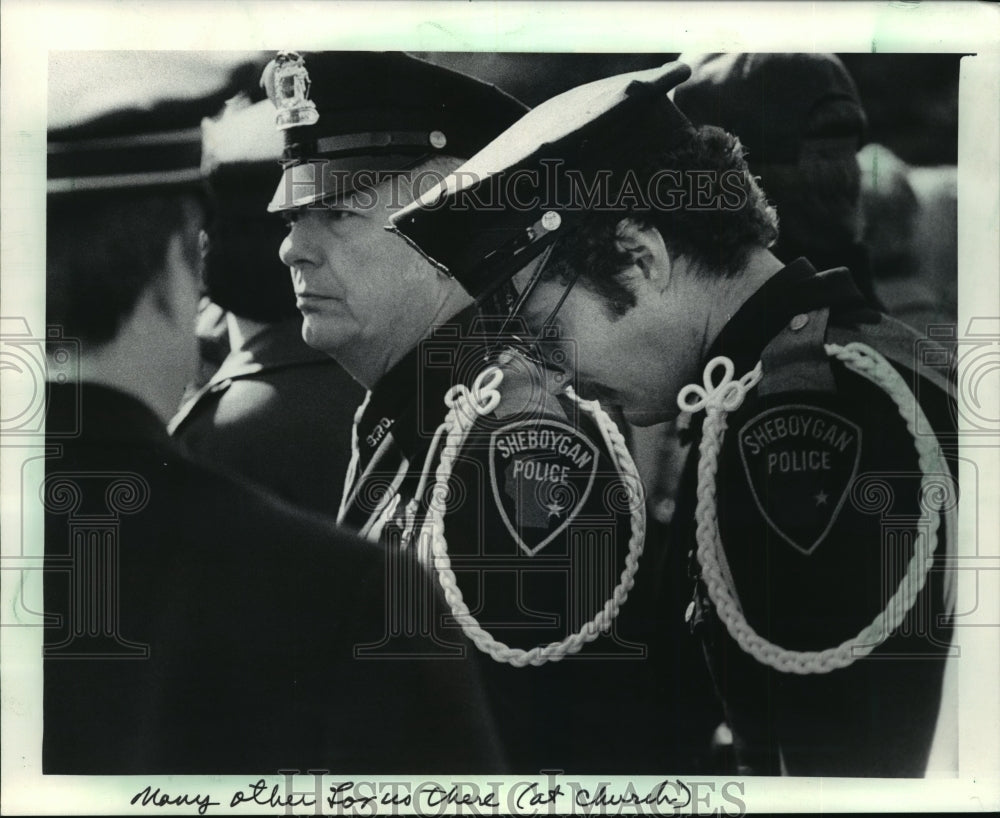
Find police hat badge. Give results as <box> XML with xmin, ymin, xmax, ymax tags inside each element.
<box><xmin>263</xmin><ymin>51</ymin><xmax>319</xmax><ymax>130</ymax></box>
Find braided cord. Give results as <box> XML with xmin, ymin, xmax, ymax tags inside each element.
<box><xmin>688</xmin><ymin>344</ymin><xmax>956</xmax><ymax>675</ymax></box>
<box><xmin>418</xmin><ymin>366</ymin><xmax>647</xmax><ymax>667</ymax></box>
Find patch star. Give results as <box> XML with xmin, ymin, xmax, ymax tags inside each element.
<box><xmin>545</xmin><ymin>502</ymin><xmax>565</xmax><ymax>519</ymax></box>
<box><xmin>814</xmin><ymin>490</ymin><xmax>829</xmax><ymax>506</ymax></box>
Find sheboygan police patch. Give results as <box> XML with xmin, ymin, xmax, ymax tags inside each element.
<box><xmin>489</xmin><ymin>419</ymin><xmax>598</xmax><ymax>556</ymax></box>
<box><xmin>738</xmin><ymin>405</ymin><xmax>861</xmax><ymax>555</ymax></box>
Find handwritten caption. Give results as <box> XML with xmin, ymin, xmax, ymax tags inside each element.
<box><xmin>131</xmin><ymin>774</ymin><xmax>747</xmax><ymax>816</ymax></box>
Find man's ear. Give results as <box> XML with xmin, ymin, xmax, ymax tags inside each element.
<box><xmin>151</xmin><ymin>228</ymin><xmax>201</xmax><ymax>327</ymax></box>
<box><xmin>614</xmin><ymin>218</ymin><xmax>671</xmax><ymax>288</ymax></box>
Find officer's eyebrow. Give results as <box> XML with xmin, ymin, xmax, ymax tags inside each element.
<box><xmin>321</xmin><ymin>199</ymin><xmax>368</xmax><ymax>220</ymax></box>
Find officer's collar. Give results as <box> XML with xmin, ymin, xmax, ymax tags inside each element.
<box><xmin>704</xmin><ymin>257</ymin><xmax>871</xmax><ymax>374</ymax></box>
<box><xmin>359</xmin><ymin>304</ymin><xmax>484</xmax><ymax>463</ymax></box>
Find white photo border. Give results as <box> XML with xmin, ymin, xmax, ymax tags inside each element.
<box><xmin>2</xmin><ymin>1</ymin><xmax>998</xmax><ymax>814</ymax></box>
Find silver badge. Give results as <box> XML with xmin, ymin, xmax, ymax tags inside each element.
<box><xmin>268</xmin><ymin>51</ymin><xmax>319</xmax><ymax>130</ymax></box>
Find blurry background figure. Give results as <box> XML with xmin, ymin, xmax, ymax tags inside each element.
<box><xmin>169</xmin><ymin>96</ymin><xmax>364</xmax><ymax>514</ymax></box>
<box><xmin>857</xmin><ymin>143</ymin><xmax>956</xmax><ymax>333</ymax></box>
<box><xmin>674</xmin><ymin>52</ymin><xmax>874</xmax><ymax>299</ymax></box>
<box><xmin>909</xmin><ymin>163</ymin><xmax>959</xmax><ymax>324</ymax></box>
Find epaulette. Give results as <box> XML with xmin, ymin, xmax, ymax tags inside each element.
<box><xmin>827</xmin><ymin>314</ymin><xmax>954</xmax><ymax>398</ymax></box>
<box><xmin>757</xmin><ymin>307</ymin><xmax>836</xmax><ymax>397</ymax></box>
<box><xmin>757</xmin><ymin>308</ymin><xmax>954</xmax><ymax>401</ymax></box>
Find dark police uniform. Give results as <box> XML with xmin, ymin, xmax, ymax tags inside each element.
<box><xmin>264</xmin><ymin>51</ymin><xmax>720</xmax><ymax>772</ymax></box>
<box><xmin>387</xmin><ymin>60</ymin><xmax>957</xmax><ymax>777</ymax></box>
<box><xmin>171</xmin><ymin>317</ymin><xmax>363</xmax><ymax>515</ymax></box>
<box><xmin>669</xmin><ymin>258</ymin><xmax>956</xmax><ymax>776</ymax></box>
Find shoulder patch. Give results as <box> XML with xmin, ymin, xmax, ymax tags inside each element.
<box><xmin>737</xmin><ymin>404</ymin><xmax>861</xmax><ymax>555</ymax></box>
<box><xmin>489</xmin><ymin>418</ymin><xmax>598</xmax><ymax>556</ymax></box>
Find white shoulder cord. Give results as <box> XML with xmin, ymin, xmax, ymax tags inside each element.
<box><xmin>680</xmin><ymin>343</ymin><xmax>957</xmax><ymax>675</ymax></box>
<box><xmin>411</xmin><ymin>365</ymin><xmax>647</xmax><ymax>667</ymax></box>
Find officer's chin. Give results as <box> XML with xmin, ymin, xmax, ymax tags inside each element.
<box><xmin>300</xmin><ymin>316</ymin><xmax>336</xmax><ymax>355</ymax></box>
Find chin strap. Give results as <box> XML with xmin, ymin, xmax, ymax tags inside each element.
<box><xmin>682</xmin><ymin>344</ymin><xmax>957</xmax><ymax>675</ymax></box>
<box><xmin>410</xmin><ymin>364</ymin><xmax>647</xmax><ymax>667</ymax></box>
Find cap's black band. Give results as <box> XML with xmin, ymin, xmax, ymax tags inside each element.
<box><xmin>315</xmin><ymin>130</ymin><xmax>443</xmax><ymax>156</ymax></box>
<box><xmin>284</xmin><ymin>130</ymin><xmax>447</xmax><ymax>163</ymax></box>
<box><xmin>48</xmin><ymin>127</ymin><xmax>203</xmax><ymax>193</ymax></box>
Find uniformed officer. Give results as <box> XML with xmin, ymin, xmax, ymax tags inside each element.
<box><xmin>265</xmin><ymin>51</ymin><xmax>721</xmax><ymax>773</ymax></box>
<box><xmin>169</xmin><ymin>96</ymin><xmax>364</xmax><ymax>514</ymax></box>
<box><xmin>389</xmin><ymin>61</ymin><xmax>958</xmax><ymax>777</ymax></box>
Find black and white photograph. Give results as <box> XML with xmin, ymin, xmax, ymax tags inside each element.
<box><xmin>1</xmin><ymin>1</ymin><xmax>998</xmax><ymax>814</ymax></box>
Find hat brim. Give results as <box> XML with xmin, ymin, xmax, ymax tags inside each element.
<box><xmin>267</xmin><ymin>153</ymin><xmax>432</xmax><ymax>212</ymax></box>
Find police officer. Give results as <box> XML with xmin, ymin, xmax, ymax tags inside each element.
<box><xmin>264</xmin><ymin>51</ymin><xmax>720</xmax><ymax>773</ymax></box>
<box><xmin>637</xmin><ymin>53</ymin><xmax>876</xmax><ymax>538</ymax></box>
<box><xmin>389</xmin><ymin>61</ymin><xmax>957</xmax><ymax>776</ymax></box>
<box><xmin>169</xmin><ymin>96</ymin><xmax>364</xmax><ymax>514</ymax></box>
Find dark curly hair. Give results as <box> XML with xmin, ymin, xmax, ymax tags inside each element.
<box><xmin>542</xmin><ymin>124</ymin><xmax>779</xmax><ymax>316</ymax></box>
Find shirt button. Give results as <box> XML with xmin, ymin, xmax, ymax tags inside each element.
<box><xmin>789</xmin><ymin>313</ymin><xmax>809</xmax><ymax>331</ymax></box>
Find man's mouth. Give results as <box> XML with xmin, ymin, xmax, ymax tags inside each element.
<box><xmin>295</xmin><ymin>292</ymin><xmax>340</xmax><ymax>312</ymax></box>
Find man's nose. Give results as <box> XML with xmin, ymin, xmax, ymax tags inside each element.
<box><xmin>278</xmin><ymin>214</ymin><xmax>317</xmax><ymax>270</ymax></box>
